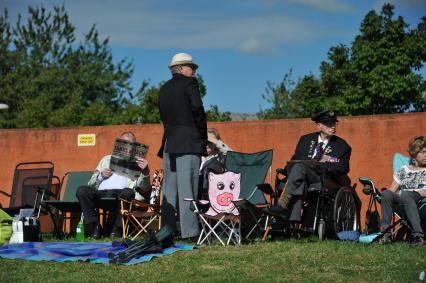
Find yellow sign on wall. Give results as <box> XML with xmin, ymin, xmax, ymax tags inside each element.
<box><xmin>78</xmin><ymin>134</ymin><xmax>96</xmax><ymax>146</ymax></box>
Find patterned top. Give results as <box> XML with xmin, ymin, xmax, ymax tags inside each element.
<box><xmin>394</xmin><ymin>165</ymin><xmax>426</xmax><ymax>192</ymax></box>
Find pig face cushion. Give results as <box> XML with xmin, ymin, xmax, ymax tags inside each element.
<box><xmin>206</xmin><ymin>171</ymin><xmax>241</xmax><ymax>215</ymax></box>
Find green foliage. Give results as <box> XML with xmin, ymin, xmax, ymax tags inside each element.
<box><xmin>0</xmin><ymin>5</ymin><xmax>135</xmax><ymax>128</ymax></box>
<box><xmin>0</xmin><ymin>5</ymin><xmax>229</xmax><ymax>128</ymax></box>
<box><xmin>259</xmin><ymin>3</ymin><xmax>426</xmax><ymax>119</ymax></box>
<box><xmin>206</xmin><ymin>105</ymin><xmax>231</xmax><ymax>122</ymax></box>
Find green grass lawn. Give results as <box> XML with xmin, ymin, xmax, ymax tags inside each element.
<box><xmin>0</xmin><ymin>237</ymin><xmax>425</xmax><ymax>282</ymax></box>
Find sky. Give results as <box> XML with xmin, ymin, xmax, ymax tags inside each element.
<box><xmin>2</xmin><ymin>0</ymin><xmax>426</xmax><ymax>114</ymax></box>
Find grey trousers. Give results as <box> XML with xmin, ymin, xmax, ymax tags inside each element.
<box><xmin>381</xmin><ymin>190</ymin><xmax>424</xmax><ymax>237</ymax></box>
<box><xmin>162</xmin><ymin>152</ymin><xmax>201</xmax><ymax>239</ymax></box>
<box><xmin>286</xmin><ymin>163</ymin><xmax>321</xmax><ymax>222</ymax></box>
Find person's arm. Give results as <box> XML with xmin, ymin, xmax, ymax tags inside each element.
<box><xmin>186</xmin><ymin>78</ymin><xmax>207</xmax><ymax>142</ymax></box>
<box><xmin>88</xmin><ymin>156</ymin><xmax>111</xmax><ymax>189</ymax></box>
<box><xmin>129</xmin><ymin>158</ymin><xmax>151</xmax><ymax>199</ymax></box>
<box><xmin>323</xmin><ymin>146</ymin><xmax>351</xmax><ymax>177</ymax></box>
<box><xmin>208</xmin><ymin>132</ymin><xmax>231</xmax><ymax>154</ymax></box>
<box><xmin>387</xmin><ymin>180</ymin><xmax>400</xmax><ymax>193</ymax></box>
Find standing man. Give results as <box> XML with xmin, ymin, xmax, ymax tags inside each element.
<box><xmin>158</xmin><ymin>53</ymin><xmax>207</xmax><ymax>239</ymax></box>
<box><xmin>265</xmin><ymin>110</ymin><xmax>352</xmax><ymax>222</ymax></box>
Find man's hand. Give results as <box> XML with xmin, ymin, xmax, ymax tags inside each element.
<box><xmin>101</xmin><ymin>168</ymin><xmax>113</xmax><ymax>179</ymax></box>
<box><xmin>136</xmin><ymin>157</ymin><xmax>148</xmax><ymax>171</ymax></box>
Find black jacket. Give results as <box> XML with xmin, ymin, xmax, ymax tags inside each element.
<box><xmin>289</xmin><ymin>132</ymin><xmax>351</xmax><ymax>177</ymax></box>
<box><xmin>157</xmin><ymin>74</ymin><xmax>207</xmax><ymax>157</ymax></box>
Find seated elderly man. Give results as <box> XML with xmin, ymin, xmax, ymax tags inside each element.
<box><xmin>76</xmin><ymin>131</ymin><xmax>150</xmax><ymax>239</ymax></box>
<box><xmin>264</xmin><ymin>110</ymin><xmax>352</xmax><ymax>222</ymax></box>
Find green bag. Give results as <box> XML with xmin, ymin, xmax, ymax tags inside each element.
<box><xmin>0</xmin><ymin>209</ymin><xmax>13</xmax><ymax>245</ymax></box>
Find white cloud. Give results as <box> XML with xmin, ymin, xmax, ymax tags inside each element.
<box><xmin>0</xmin><ymin>0</ymin><xmax>340</xmax><ymax>55</ymax></box>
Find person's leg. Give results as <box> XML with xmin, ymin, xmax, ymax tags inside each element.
<box><xmin>76</xmin><ymin>185</ymin><xmax>104</xmax><ymax>238</ymax></box>
<box><xmin>76</xmin><ymin>185</ymin><xmax>100</xmax><ymax>225</ymax></box>
<box><xmin>400</xmin><ymin>191</ymin><xmax>424</xmax><ymax>239</ymax></box>
<box><xmin>176</xmin><ymin>154</ymin><xmax>201</xmax><ymax>239</ymax></box>
<box><xmin>380</xmin><ymin>190</ymin><xmax>402</xmax><ymax>231</ymax></box>
<box><xmin>279</xmin><ymin>163</ymin><xmax>321</xmax><ymax>209</ymax></box>
<box><xmin>161</xmin><ymin>152</ymin><xmax>179</xmax><ymax>237</ymax></box>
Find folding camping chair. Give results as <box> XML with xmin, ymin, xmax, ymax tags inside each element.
<box><xmin>186</xmin><ymin>171</ymin><xmax>242</xmax><ymax>246</ymax></box>
<box><xmin>224</xmin><ymin>150</ymin><xmax>273</xmax><ymax>240</ymax></box>
<box><xmin>120</xmin><ymin>169</ymin><xmax>163</xmax><ymax>240</ymax></box>
<box><xmin>0</xmin><ymin>162</ymin><xmax>55</xmax><ymax>218</ymax></box>
<box><xmin>359</xmin><ymin>153</ymin><xmax>426</xmax><ymax>241</ymax></box>
<box><xmin>43</xmin><ymin>171</ymin><xmax>93</xmax><ymax>238</ymax></box>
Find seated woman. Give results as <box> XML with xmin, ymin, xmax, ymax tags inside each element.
<box><xmin>198</xmin><ymin>129</ymin><xmax>231</xmax><ymax>198</ymax></box>
<box><xmin>380</xmin><ymin>136</ymin><xmax>426</xmax><ymax>245</ymax></box>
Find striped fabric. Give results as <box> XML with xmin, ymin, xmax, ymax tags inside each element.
<box><xmin>0</xmin><ymin>241</ymin><xmax>193</xmax><ymax>265</ymax></box>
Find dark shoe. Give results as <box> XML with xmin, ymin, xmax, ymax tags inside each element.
<box><xmin>410</xmin><ymin>235</ymin><xmax>425</xmax><ymax>246</ymax></box>
<box><xmin>263</xmin><ymin>204</ymin><xmax>288</xmax><ymax>219</ymax></box>
<box><xmin>377</xmin><ymin>233</ymin><xmax>392</xmax><ymax>244</ymax></box>
<box><xmin>89</xmin><ymin>224</ymin><xmax>102</xmax><ymax>240</ymax></box>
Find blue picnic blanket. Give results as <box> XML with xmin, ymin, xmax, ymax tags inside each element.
<box><xmin>0</xmin><ymin>241</ymin><xmax>193</xmax><ymax>265</ymax></box>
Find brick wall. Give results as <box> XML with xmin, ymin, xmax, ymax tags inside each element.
<box><xmin>0</xmin><ymin>112</ymin><xmax>425</xmax><ymax>232</ymax></box>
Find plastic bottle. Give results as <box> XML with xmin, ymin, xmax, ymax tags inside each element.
<box><xmin>76</xmin><ymin>213</ymin><xmax>85</xmax><ymax>242</ymax></box>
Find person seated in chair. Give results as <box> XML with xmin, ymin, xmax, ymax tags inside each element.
<box><xmin>379</xmin><ymin>136</ymin><xmax>426</xmax><ymax>245</ymax></box>
<box><xmin>76</xmin><ymin>131</ymin><xmax>150</xmax><ymax>239</ymax></box>
<box><xmin>198</xmin><ymin>131</ymin><xmax>229</xmax><ymax>199</ymax></box>
<box><xmin>264</xmin><ymin>110</ymin><xmax>351</xmax><ymax>223</ymax></box>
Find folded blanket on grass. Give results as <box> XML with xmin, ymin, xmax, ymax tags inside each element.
<box><xmin>0</xmin><ymin>242</ymin><xmax>193</xmax><ymax>265</ymax></box>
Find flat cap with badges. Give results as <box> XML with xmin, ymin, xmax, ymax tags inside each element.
<box><xmin>311</xmin><ymin>110</ymin><xmax>339</xmax><ymax>123</ymax></box>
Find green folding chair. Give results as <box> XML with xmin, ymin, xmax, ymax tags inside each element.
<box><xmin>43</xmin><ymin>171</ymin><xmax>93</xmax><ymax>238</ymax></box>
<box><xmin>225</xmin><ymin>149</ymin><xmax>273</xmax><ymax>240</ymax></box>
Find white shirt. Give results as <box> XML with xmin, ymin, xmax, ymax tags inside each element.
<box><xmin>312</xmin><ymin>136</ymin><xmax>329</xmax><ymax>159</ymax></box>
<box><xmin>98</xmin><ymin>173</ymin><xmax>128</xmax><ymax>191</ymax></box>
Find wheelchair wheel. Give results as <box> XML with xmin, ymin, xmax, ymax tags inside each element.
<box><xmin>333</xmin><ymin>187</ymin><xmax>359</xmax><ymax>235</ymax></box>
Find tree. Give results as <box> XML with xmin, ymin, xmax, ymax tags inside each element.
<box><xmin>0</xmin><ymin>5</ymin><xmax>135</xmax><ymax>128</ymax></box>
<box><xmin>259</xmin><ymin>3</ymin><xmax>426</xmax><ymax>119</ymax></box>
<box><xmin>118</xmin><ymin>75</ymin><xmax>231</xmax><ymax>124</ymax></box>
<box><xmin>0</xmin><ymin>5</ymin><xmax>229</xmax><ymax>128</ymax></box>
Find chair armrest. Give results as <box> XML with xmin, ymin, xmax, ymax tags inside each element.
<box><xmin>131</xmin><ymin>199</ymin><xmax>151</xmax><ymax>208</ymax></box>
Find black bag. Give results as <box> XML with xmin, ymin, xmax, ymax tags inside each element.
<box><xmin>365</xmin><ymin>195</ymin><xmax>381</xmax><ymax>235</ymax></box>
<box><xmin>23</xmin><ymin>217</ymin><xmax>42</xmax><ymax>242</ymax></box>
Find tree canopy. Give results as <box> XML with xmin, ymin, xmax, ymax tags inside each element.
<box><xmin>258</xmin><ymin>3</ymin><xmax>426</xmax><ymax>119</ymax></box>
<box><xmin>0</xmin><ymin>5</ymin><xmax>230</xmax><ymax>129</ymax></box>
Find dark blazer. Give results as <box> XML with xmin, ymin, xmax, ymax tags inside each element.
<box><xmin>290</xmin><ymin>132</ymin><xmax>352</xmax><ymax>178</ymax></box>
<box><xmin>157</xmin><ymin>74</ymin><xmax>207</xmax><ymax>157</ymax></box>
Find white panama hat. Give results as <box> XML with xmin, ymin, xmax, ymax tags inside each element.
<box><xmin>168</xmin><ymin>53</ymin><xmax>198</xmax><ymax>70</ymax></box>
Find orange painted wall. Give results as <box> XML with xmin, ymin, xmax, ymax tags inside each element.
<box><xmin>0</xmin><ymin>112</ymin><xmax>425</xmax><ymax>232</ymax></box>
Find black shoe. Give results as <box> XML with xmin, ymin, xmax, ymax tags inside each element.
<box><xmin>89</xmin><ymin>224</ymin><xmax>103</xmax><ymax>240</ymax></box>
<box><xmin>263</xmin><ymin>204</ymin><xmax>288</xmax><ymax>219</ymax></box>
<box><xmin>410</xmin><ymin>235</ymin><xmax>425</xmax><ymax>246</ymax></box>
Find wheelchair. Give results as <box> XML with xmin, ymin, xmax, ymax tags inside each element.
<box><xmin>262</xmin><ymin>166</ymin><xmax>361</xmax><ymax>241</ymax></box>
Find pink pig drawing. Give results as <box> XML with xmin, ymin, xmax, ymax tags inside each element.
<box><xmin>206</xmin><ymin>171</ymin><xmax>241</xmax><ymax>216</ymax></box>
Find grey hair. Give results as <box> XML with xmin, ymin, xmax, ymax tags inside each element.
<box><xmin>170</xmin><ymin>65</ymin><xmax>181</xmax><ymax>75</ymax></box>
